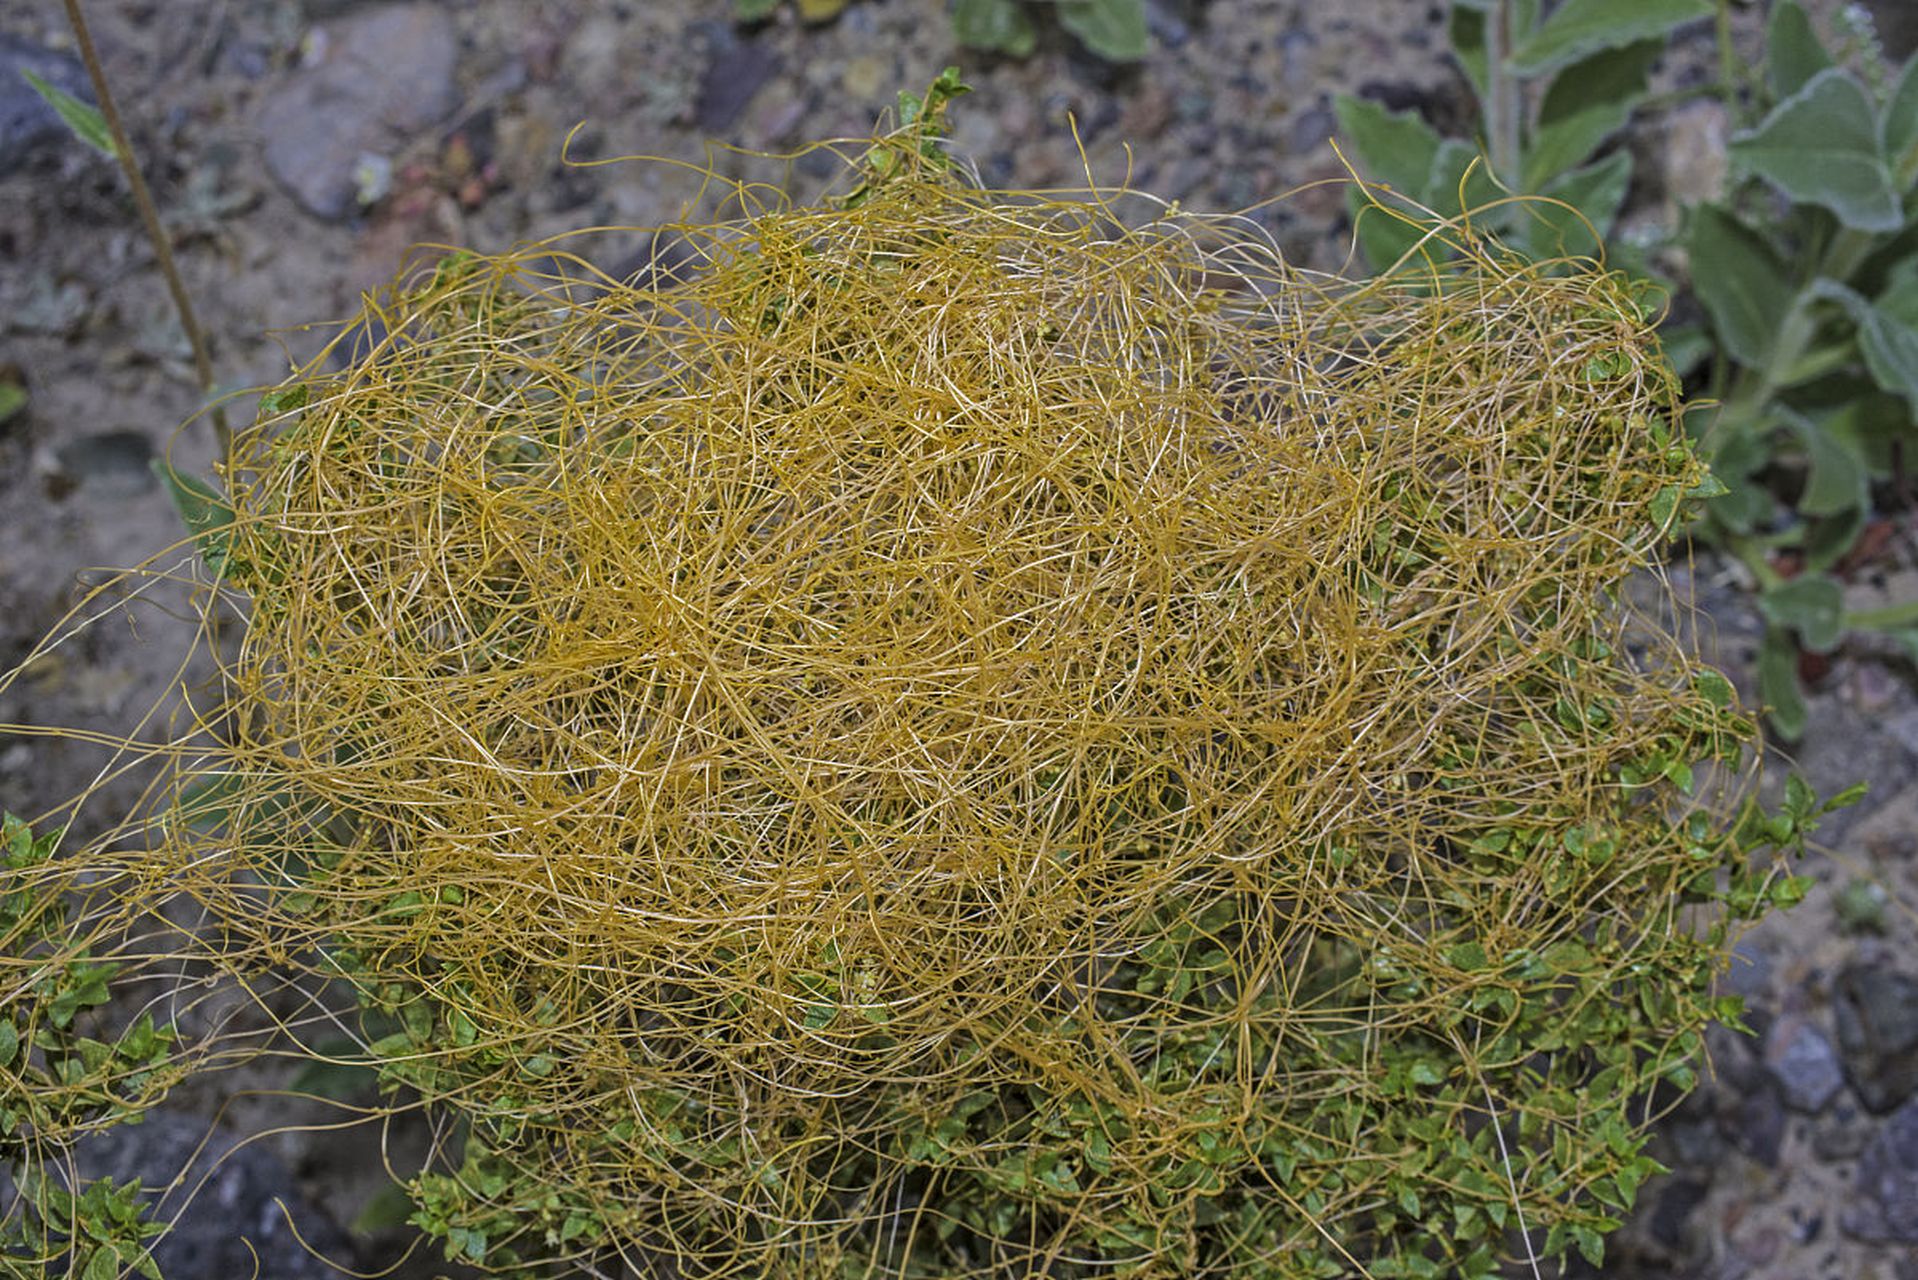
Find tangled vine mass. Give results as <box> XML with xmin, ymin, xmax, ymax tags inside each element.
<box><xmin>2</xmin><ymin>129</ymin><xmax>1821</xmax><ymax>1280</ymax></box>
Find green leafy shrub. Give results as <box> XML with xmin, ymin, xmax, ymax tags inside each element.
<box><xmin>1680</xmin><ymin>2</ymin><xmax>1918</xmax><ymax>736</ymax></box>
<box><xmin>1337</xmin><ymin>0</ymin><xmax>1918</xmax><ymax>737</ymax></box>
<box><xmin>0</xmin><ymin>816</ymin><xmax>179</xmax><ymax>1280</ymax></box>
<box><xmin>1334</xmin><ymin>0</ymin><xmax>1712</xmax><ymax>272</ymax></box>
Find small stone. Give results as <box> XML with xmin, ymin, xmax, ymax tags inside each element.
<box><xmin>53</xmin><ymin>430</ymin><xmax>155</xmax><ymax>497</ymax></box>
<box><xmin>841</xmin><ymin>54</ymin><xmax>886</xmax><ymax>102</ymax></box>
<box><xmin>1887</xmin><ymin>707</ymin><xmax>1918</xmax><ymax>759</ymax></box>
<box><xmin>696</xmin><ymin>31</ymin><xmax>781</xmax><ymax>133</ymax></box>
<box><xmin>1834</xmin><ymin>960</ymin><xmax>1918</xmax><ymax>1114</ymax></box>
<box><xmin>1851</xmin><ymin>661</ymin><xmax>1904</xmax><ymax>714</ymax></box>
<box><xmin>1660</xmin><ymin>100</ymin><xmax>1729</xmax><ymax>209</ymax></box>
<box><xmin>1725</xmin><ymin>1079</ymin><xmax>1786</xmax><ymax>1166</ymax></box>
<box><xmin>1814</xmin><ymin>1099</ymin><xmax>1877</xmax><ymax>1161</ymax></box>
<box><xmin>1843</xmin><ymin>1095</ymin><xmax>1918</xmax><ymax>1243</ymax></box>
<box><xmin>1763</xmin><ymin>1014</ymin><xmax>1846</xmax><ymax>1113</ymax></box>
<box><xmin>257</xmin><ymin>3</ymin><xmax>461</xmax><ymax>220</ymax></box>
<box><xmin>1648</xmin><ymin>1176</ymin><xmax>1709</xmax><ymax>1250</ymax></box>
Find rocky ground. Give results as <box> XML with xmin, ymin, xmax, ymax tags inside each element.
<box><xmin>2</xmin><ymin>1</ymin><xmax>1917</xmax><ymax>1277</ymax></box>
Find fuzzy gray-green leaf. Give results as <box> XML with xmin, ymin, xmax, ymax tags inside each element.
<box><xmin>952</xmin><ymin>0</ymin><xmax>1036</xmax><ymax>56</ymax></box>
<box><xmin>1526</xmin><ymin>41</ymin><xmax>1659</xmax><ymax>190</ymax></box>
<box><xmin>1057</xmin><ymin>0</ymin><xmax>1148</xmax><ymax>61</ymax></box>
<box><xmin>1685</xmin><ymin>204</ymin><xmax>1796</xmax><ymax>366</ymax></box>
<box><xmin>1758</xmin><ymin>628</ymin><xmax>1808</xmax><ymax>741</ymax></box>
<box><xmin>1335</xmin><ymin>95</ymin><xmax>1446</xmax><ymax>199</ymax></box>
<box><xmin>1810</xmin><ymin>278</ymin><xmax>1918</xmax><ymax>416</ymax></box>
<box><xmin>1780</xmin><ymin>407</ymin><xmax>1868</xmax><ymax>517</ymax></box>
<box><xmin>1732</xmin><ymin>68</ymin><xmax>1902</xmax><ymax>232</ymax></box>
<box><xmin>1508</xmin><ymin>0</ymin><xmax>1712</xmax><ymax>77</ymax></box>
<box><xmin>1760</xmin><ymin>575</ymin><xmax>1844</xmax><ymax>651</ymax></box>
<box><xmin>1766</xmin><ymin>2</ymin><xmax>1833</xmax><ymax>99</ymax></box>
<box><xmin>1883</xmin><ymin>53</ymin><xmax>1918</xmax><ymax>181</ymax></box>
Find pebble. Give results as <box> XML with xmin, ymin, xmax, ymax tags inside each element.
<box><xmin>1884</xmin><ymin>706</ymin><xmax>1918</xmax><ymax>759</ymax></box>
<box><xmin>1844</xmin><ymin>1096</ymin><xmax>1918</xmax><ymax>1244</ymax></box>
<box><xmin>257</xmin><ymin>3</ymin><xmax>461</xmax><ymax>220</ymax></box>
<box><xmin>1763</xmin><ymin>1014</ymin><xmax>1846</xmax><ymax>1113</ymax></box>
<box><xmin>1814</xmin><ymin>1098</ymin><xmax>1879</xmax><ymax>1161</ymax></box>
<box><xmin>696</xmin><ymin>28</ymin><xmax>781</xmax><ymax>132</ymax></box>
<box><xmin>1658</xmin><ymin>100</ymin><xmax>1730</xmax><ymax>209</ymax></box>
<box><xmin>0</xmin><ymin>33</ymin><xmax>92</xmax><ymax>169</ymax></box>
<box><xmin>1726</xmin><ymin>1079</ymin><xmax>1787</xmax><ymax>1166</ymax></box>
<box><xmin>53</xmin><ymin>430</ymin><xmax>155</xmax><ymax>498</ymax></box>
<box><xmin>1647</xmin><ymin>1176</ymin><xmax>1710</xmax><ymax>1250</ymax></box>
<box><xmin>1834</xmin><ymin>959</ymin><xmax>1918</xmax><ymax>1114</ymax></box>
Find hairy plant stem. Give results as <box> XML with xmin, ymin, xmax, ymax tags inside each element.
<box><xmin>1482</xmin><ymin>0</ymin><xmax>1522</xmax><ymax>188</ymax></box>
<box><xmin>1714</xmin><ymin>0</ymin><xmax>1746</xmax><ymax>128</ymax></box>
<box><xmin>62</xmin><ymin>0</ymin><xmax>229</xmax><ymax>464</ymax></box>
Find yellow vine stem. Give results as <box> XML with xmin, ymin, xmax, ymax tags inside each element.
<box><xmin>1</xmin><ymin>131</ymin><xmax>1769</xmax><ymax>1278</ymax></box>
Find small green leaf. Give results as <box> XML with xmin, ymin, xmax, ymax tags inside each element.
<box><xmin>1759</xmin><ymin>629</ymin><xmax>1808</xmax><ymax>741</ymax></box>
<box><xmin>81</xmin><ymin>1247</ymin><xmax>119</xmax><ymax>1280</ymax></box>
<box><xmin>1334</xmin><ymin>94</ymin><xmax>1447</xmax><ymax>200</ymax></box>
<box><xmin>1823</xmin><ymin>781</ymin><xmax>1870</xmax><ymax>814</ymax></box>
<box><xmin>1445</xmin><ymin>941</ymin><xmax>1488</xmax><ymax>971</ymax></box>
<box><xmin>1685</xmin><ymin>204</ymin><xmax>1796</xmax><ymax>366</ymax></box>
<box><xmin>170</xmin><ymin>770</ymin><xmax>243</xmax><ymax>833</ymax></box>
<box><xmin>151</xmin><ymin>461</ymin><xmax>237</xmax><ymax>578</ymax></box>
<box><xmin>257</xmin><ymin>384</ymin><xmax>309</xmax><ymax>416</ymax></box>
<box><xmin>0</xmin><ymin>1020</ymin><xmax>17</xmax><ymax>1067</ymax></box>
<box><xmin>351</xmin><ymin>1181</ymin><xmax>418</xmax><ymax>1234</ymax></box>
<box><xmin>0</xmin><ymin>380</ymin><xmax>25</xmax><ymax>426</ymax></box>
<box><xmin>1571</xmin><ymin>1224</ymin><xmax>1606</xmax><ymax>1268</ymax></box>
<box><xmin>1766</xmin><ymin>2</ymin><xmax>1833</xmax><ymax>99</ymax></box>
<box><xmin>1508</xmin><ymin>0</ymin><xmax>1713</xmax><ymax>77</ymax></box>
<box><xmin>1649</xmin><ymin>484</ymin><xmax>1682</xmax><ymax>531</ymax></box>
<box><xmin>952</xmin><ymin>0</ymin><xmax>1036</xmax><ymax>56</ymax></box>
<box><xmin>1760</xmin><ymin>574</ymin><xmax>1844</xmax><ymax>650</ymax></box>
<box><xmin>1695</xmin><ymin>669</ymin><xmax>1735</xmax><ymax>709</ymax></box>
<box><xmin>1771</xmin><ymin>873</ymin><xmax>1815</xmax><ymax>908</ymax></box>
<box><xmin>20</xmin><ymin>70</ymin><xmax>115</xmax><ymax>159</ymax></box>
<box><xmin>1057</xmin><ymin>0</ymin><xmax>1148</xmax><ymax>61</ymax></box>
<box><xmin>1687</xmin><ymin>471</ymin><xmax>1730</xmax><ymax>499</ymax></box>
<box><xmin>1731</xmin><ymin>68</ymin><xmax>1902</xmax><ymax>232</ymax></box>
<box><xmin>732</xmin><ymin>0</ymin><xmax>782</xmax><ymax>19</ymax></box>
